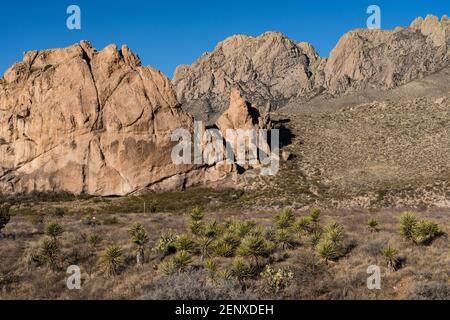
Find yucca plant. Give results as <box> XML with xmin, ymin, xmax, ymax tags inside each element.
<box><xmin>38</xmin><ymin>238</ymin><xmax>59</xmax><ymax>269</ymax></box>
<box><xmin>45</xmin><ymin>222</ymin><xmax>64</xmax><ymax>242</ymax></box>
<box><xmin>204</xmin><ymin>258</ymin><xmax>217</xmax><ymax>272</ymax></box>
<box><xmin>399</xmin><ymin>211</ymin><xmax>418</xmax><ymax>242</ymax></box>
<box><xmin>316</xmin><ymin>239</ymin><xmax>339</xmax><ymax>264</ymax></box>
<box><xmin>172</xmin><ymin>250</ymin><xmax>192</xmax><ymax>273</ymax></box>
<box><xmin>227</xmin><ymin>219</ymin><xmax>256</xmax><ymax>238</ymax></box>
<box><xmin>129</xmin><ymin>224</ymin><xmax>149</xmax><ymax>265</ymax></box>
<box><xmin>204</xmin><ymin>220</ymin><xmax>221</xmax><ymax>239</ymax></box>
<box><xmin>323</xmin><ymin>221</ymin><xmax>344</xmax><ymax>245</ymax></box>
<box><xmin>99</xmin><ymin>245</ymin><xmax>123</xmax><ymax>277</ymax></box>
<box><xmin>382</xmin><ymin>246</ymin><xmax>399</xmax><ymax>272</ymax></box>
<box><xmin>153</xmin><ymin>232</ymin><xmax>178</xmax><ymax>257</ymax></box>
<box><xmin>197</xmin><ymin>236</ymin><xmax>215</xmax><ymax>261</ymax></box>
<box><xmin>309</xmin><ymin>231</ymin><xmax>322</xmax><ymax>248</ymax></box>
<box><xmin>213</xmin><ymin>240</ymin><xmax>236</xmax><ymax>257</ymax></box>
<box><xmin>237</xmin><ymin>234</ymin><xmax>270</xmax><ymax>266</ymax></box>
<box><xmin>310</xmin><ymin>208</ymin><xmax>321</xmax><ymax>224</ymax></box>
<box><xmin>413</xmin><ymin>220</ymin><xmax>442</xmax><ymax>245</ymax></box>
<box><xmin>176</xmin><ymin>234</ymin><xmax>196</xmax><ymax>252</ymax></box>
<box><xmin>275</xmin><ymin>228</ymin><xmax>295</xmax><ymax>250</ymax></box>
<box><xmin>293</xmin><ymin>216</ymin><xmax>312</xmax><ymax>237</ymax></box>
<box><xmin>367</xmin><ymin>218</ymin><xmax>380</xmax><ymax>233</ymax></box>
<box><xmin>88</xmin><ymin>234</ymin><xmax>102</xmax><ymax>248</ymax></box>
<box><xmin>275</xmin><ymin>208</ymin><xmax>295</xmax><ymax>229</ymax></box>
<box><xmin>189</xmin><ymin>207</ymin><xmax>204</xmax><ymax>236</ymax></box>
<box><xmin>0</xmin><ymin>203</ymin><xmax>11</xmax><ymax>234</ymax></box>
<box><xmin>158</xmin><ymin>258</ymin><xmax>177</xmax><ymax>276</ymax></box>
<box><xmin>231</xmin><ymin>258</ymin><xmax>256</xmax><ymax>286</ymax></box>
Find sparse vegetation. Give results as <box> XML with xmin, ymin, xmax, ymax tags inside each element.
<box><xmin>99</xmin><ymin>245</ymin><xmax>123</xmax><ymax>277</ymax></box>
<box><xmin>382</xmin><ymin>246</ymin><xmax>399</xmax><ymax>272</ymax></box>
<box><xmin>0</xmin><ymin>203</ymin><xmax>11</xmax><ymax>234</ymax></box>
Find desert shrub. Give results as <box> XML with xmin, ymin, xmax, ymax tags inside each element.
<box><xmin>81</xmin><ymin>214</ymin><xmax>99</xmax><ymax>226</ymax></box>
<box><xmin>175</xmin><ymin>234</ymin><xmax>196</xmax><ymax>252</ymax></box>
<box><xmin>44</xmin><ymin>222</ymin><xmax>64</xmax><ymax>242</ymax></box>
<box><xmin>310</xmin><ymin>208</ymin><xmax>321</xmax><ymax>224</ymax></box>
<box><xmin>323</xmin><ymin>221</ymin><xmax>344</xmax><ymax>245</ymax></box>
<box><xmin>237</xmin><ymin>234</ymin><xmax>271</xmax><ymax>265</ymax></box>
<box><xmin>36</xmin><ymin>238</ymin><xmax>59</xmax><ymax>268</ymax></box>
<box><xmin>188</xmin><ymin>207</ymin><xmax>204</xmax><ymax>236</ymax></box>
<box><xmin>99</xmin><ymin>245</ymin><xmax>123</xmax><ymax>277</ymax></box>
<box><xmin>88</xmin><ymin>234</ymin><xmax>102</xmax><ymax>248</ymax></box>
<box><xmin>52</xmin><ymin>207</ymin><xmax>66</xmax><ymax>218</ymax></box>
<box><xmin>0</xmin><ymin>203</ymin><xmax>11</xmax><ymax>233</ymax></box>
<box><xmin>140</xmin><ymin>270</ymin><xmax>254</xmax><ymax>300</ymax></box>
<box><xmin>275</xmin><ymin>208</ymin><xmax>295</xmax><ymax>229</ymax></box>
<box><xmin>153</xmin><ymin>232</ymin><xmax>178</xmax><ymax>257</ymax></box>
<box><xmin>226</xmin><ymin>219</ymin><xmax>256</xmax><ymax>238</ymax></box>
<box><xmin>197</xmin><ymin>236</ymin><xmax>215</xmax><ymax>260</ymax></box>
<box><xmin>129</xmin><ymin>223</ymin><xmax>149</xmax><ymax>265</ymax></box>
<box><xmin>382</xmin><ymin>246</ymin><xmax>399</xmax><ymax>272</ymax></box>
<box><xmin>259</xmin><ymin>265</ymin><xmax>294</xmax><ymax>295</ymax></box>
<box><xmin>275</xmin><ymin>228</ymin><xmax>296</xmax><ymax>250</ymax></box>
<box><xmin>213</xmin><ymin>240</ymin><xmax>236</xmax><ymax>257</ymax></box>
<box><xmin>204</xmin><ymin>220</ymin><xmax>221</xmax><ymax>239</ymax></box>
<box><xmin>293</xmin><ymin>216</ymin><xmax>312</xmax><ymax>236</ymax></box>
<box><xmin>413</xmin><ymin>220</ymin><xmax>443</xmax><ymax>245</ymax></box>
<box><xmin>367</xmin><ymin>218</ymin><xmax>380</xmax><ymax>233</ymax></box>
<box><xmin>159</xmin><ymin>250</ymin><xmax>192</xmax><ymax>275</ymax></box>
<box><xmin>408</xmin><ymin>282</ymin><xmax>450</xmax><ymax>300</ymax></box>
<box><xmin>309</xmin><ymin>231</ymin><xmax>322</xmax><ymax>247</ymax></box>
<box><xmin>316</xmin><ymin>239</ymin><xmax>339</xmax><ymax>263</ymax></box>
<box><xmin>204</xmin><ymin>258</ymin><xmax>217</xmax><ymax>272</ymax></box>
<box><xmin>231</xmin><ymin>258</ymin><xmax>257</xmax><ymax>284</ymax></box>
<box><xmin>399</xmin><ymin>211</ymin><xmax>418</xmax><ymax>242</ymax></box>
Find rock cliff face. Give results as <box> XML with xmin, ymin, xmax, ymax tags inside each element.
<box><xmin>0</xmin><ymin>42</ymin><xmax>196</xmax><ymax>196</ymax></box>
<box><xmin>173</xmin><ymin>15</ymin><xmax>450</xmax><ymax>121</ymax></box>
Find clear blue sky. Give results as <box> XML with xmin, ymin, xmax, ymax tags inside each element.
<box><xmin>0</xmin><ymin>0</ymin><xmax>448</xmax><ymax>78</ymax></box>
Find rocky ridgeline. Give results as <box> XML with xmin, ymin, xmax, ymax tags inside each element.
<box><xmin>0</xmin><ymin>15</ymin><xmax>449</xmax><ymax>198</ymax></box>
<box><xmin>173</xmin><ymin>15</ymin><xmax>450</xmax><ymax>122</ymax></box>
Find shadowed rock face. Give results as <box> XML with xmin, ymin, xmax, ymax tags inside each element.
<box><xmin>0</xmin><ymin>42</ymin><xmax>196</xmax><ymax>196</ymax></box>
<box><xmin>173</xmin><ymin>15</ymin><xmax>450</xmax><ymax>122</ymax></box>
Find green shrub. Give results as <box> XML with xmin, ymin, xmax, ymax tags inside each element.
<box><xmin>45</xmin><ymin>222</ymin><xmax>64</xmax><ymax>241</ymax></box>
<box><xmin>413</xmin><ymin>220</ymin><xmax>442</xmax><ymax>244</ymax></box>
<box><xmin>153</xmin><ymin>232</ymin><xmax>178</xmax><ymax>257</ymax></box>
<box><xmin>382</xmin><ymin>246</ymin><xmax>399</xmax><ymax>272</ymax></box>
<box><xmin>399</xmin><ymin>211</ymin><xmax>418</xmax><ymax>242</ymax></box>
<box><xmin>81</xmin><ymin>214</ymin><xmax>99</xmax><ymax>226</ymax></box>
<box><xmin>189</xmin><ymin>207</ymin><xmax>204</xmax><ymax>236</ymax></box>
<box><xmin>176</xmin><ymin>234</ymin><xmax>196</xmax><ymax>252</ymax></box>
<box><xmin>231</xmin><ymin>258</ymin><xmax>256</xmax><ymax>284</ymax></box>
<box><xmin>88</xmin><ymin>234</ymin><xmax>102</xmax><ymax>248</ymax></box>
<box><xmin>367</xmin><ymin>218</ymin><xmax>380</xmax><ymax>233</ymax></box>
<box><xmin>310</xmin><ymin>208</ymin><xmax>321</xmax><ymax>224</ymax></box>
<box><xmin>293</xmin><ymin>216</ymin><xmax>312</xmax><ymax>236</ymax></box>
<box><xmin>309</xmin><ymin>231</ymin><xmax>322</xmax><ymax>247</ymax></box>
<box><xmin>316</xmin><ymin>239</ymin><xmax>339</xmax><ymax>263</ymax></box>
<box><xmin>129</xmin><ymin>223</ymin><xmax>149</xmax><ymax>265</ymax></box>
<box><xmin>99</xmin><ymin>245</ymin><xmax>123</xmax><ymax>277</ymax></box>
<box><xmin>275</xmin><ymin>229</ymin><xmax>296</xmax><ymax>250</ymax></box>
<box><xmin>0</xmin><ymin>203</ymin><xmax>11</xmax><ymax>233</ymax></box>
<box><xmin>37</xmin><ymin>238</ymin><xmax>59</xmax><ymax>268</ymax></box>
<box><xmin>237</xmin><ymin>234</ymin><xmax>271</xmax><ymax>265</ymax></box>
<box><xmin>323</xmin><ymin>221</ymin><xmax>344</xmax><ymax>245</ymax></box>
<box><xmin>226</xmin><ymin>219</ymin><xmax>256</xmax><ymax>238</ymax></box>
<box><xmin>275</xmin><ymin>208</ymin><xmax>295</xmax><ymax>229</ymax></box>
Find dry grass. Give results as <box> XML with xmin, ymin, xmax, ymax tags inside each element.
<box><xmin>0</xmin><ymin>196</ymin><xmax>448</xmax><ymax>300</ymax></box>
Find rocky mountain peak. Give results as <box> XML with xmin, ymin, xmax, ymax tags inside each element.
<box><xmin>173</xmin><ymin>15</ymin><xmax>450</xmax><ymax>121</ymax></box>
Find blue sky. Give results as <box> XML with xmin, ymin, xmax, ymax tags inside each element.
<box><xmin>0</xmin><ymin>1</ymin><xmax>448</xmax><ymax>78</ymax></box>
